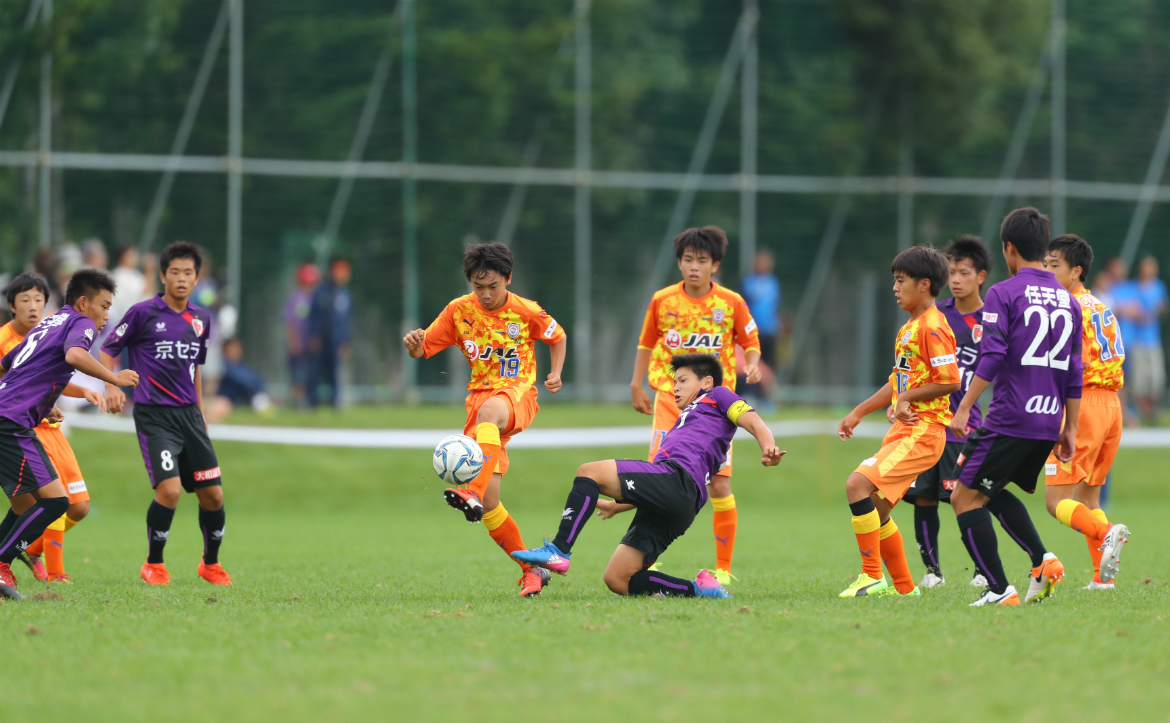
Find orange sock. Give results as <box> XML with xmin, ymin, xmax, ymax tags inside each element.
<box><xmin>852</xmin><ymin>508</ymin><xmax>882</xmax><ymax>580</ymax></box>
<box><xmin>482</xmin><ymin>503</ymin><xmax>529</xmax><ymax>572</ymax></box>
<box><xmin>1087</xmin><ymin>508</ymin><xmax>1109</xmax><ymax>581</ymax></box>
<box><xmin>26</xmin><ymin>535</ymin><xmax>45</xmax><ymax>558</ymax></box>
<box><xmin>1055</xmin><ymin>499</ymin><xmax>1110</xmax><ymax>540</ymax></box>
<box><xmin>43</xmin><ymin>527</ymin><xmax>65</xmax><ymax>578</ymax></box>
<box><xmin>880</xmin><ymin>519</ymin><xmax>915</xmax><ymax>593</ymax></box>
<box><xmin>711</xmin><ymin>493</ymin><xmax>737</xmax><ymax>572</ymax></box>
<box><xmin>470</xmin><ymin>422</ymin><xmax>502</xmax><ymax>498</ymax></box>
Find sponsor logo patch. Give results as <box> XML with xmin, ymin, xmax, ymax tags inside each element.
<box><xmin>956</xmin><ymin>453</ymin><xmax>966</xmax><ymax>466</ymax></box>
<box><xmin>744</xmin><ymin>317</ymin><xmax>756</xmax><ymax>334</ymax></box>
<box><xmin>1045</xmin><ymin>463</ymin><xmax>1058</xmax><ymax>476</ymax></box>
<box><xmin>942</xmin><ymin>479</ymin><xmax>957</xmax><ymax>491</ymax></box>
<box><xmin>930</xmin><ymin>354</ymin><xmax>956</xmax><ymax>368</ymax></box>
<box><xmin>982</xmin><ymin>312</ymin><xmax>998</xmax><ymax>323</ymax></box>
<box><xmin>194</xmin><ymin>467</ymin><xmax>222</xmax><ymax>482</ymax></box>
<box><xmin>664</xmin><ymin>329</ymin><xmax>683</xmax><ymax>350</ymax></box>
<box><xmin>462</xmin><ymin>340</ymin><xmax>479</xmax><ymax>358</ymax></box>
<box><xmin>543</xmin><ymin>318</ymin><xmax>558</xmax><ymax>339</ymax></box>
<box><xmin>67</xmin><ymin>480</ymin><xmax>87</xmax><ymax>494</ymax></box>
<box><xmin>861</xmin><ymin>457</ymin><xmax>878</xmax><ymax>467</ymax></box>
<box><xmin>155</xmin><ymin>321</ymin><xmax>167</xmax><ymax>331</ymax></box>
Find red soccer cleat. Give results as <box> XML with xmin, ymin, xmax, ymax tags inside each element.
<box><xmin>0</xmin><ymin>561</ymin><xmax>23</xmax><ymax>600</ymax></box>
<box><xmin>197</xmin><ymin>559</ymin><xmax>232</xmax><ymax>586</ymax></box>
<box><xmin>140</xmin><ymin>560</ymin><xmax>171</xmax><ymax>585</ymax></box>
<box><xmin>48</xmin><ymin>573</ymin><xmax>72</xmax><ymax>584</ymax></box>
<box><xmin>444</xmin><ymin>487</ymin><xmax>484</xmax><ymax>523</ymax></box>
<box><xmin>518</xmin><ymin>567</ymin><xmax>551</xmax><ymax>597</ymax></box>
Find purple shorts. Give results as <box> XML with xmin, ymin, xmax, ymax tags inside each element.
<box><xmin>0</xmin><ymin>417</ymin><xmax>58</xmax><ymax>498</ymax></box>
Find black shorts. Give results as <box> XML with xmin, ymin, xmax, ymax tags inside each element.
<box><xmin>955</xmin><ymin>427</ymin><xmax>1053</xmax><ymax>497</ymax></box>
<box><xmin>905</xmin><ymin>441</ymin><xmax>964</xmax><ymax>502</ymax></box>
<box><xmin>132</xmin><ymin>403</ymin><xmax>221</xmax><ymax>493</ymax></box>
<box><xmin>614</xmin><ymin>459</ymin><xmax>700</xmax><ymax>567</ymax></box>
<box><xmin>0</xmin><ymin>418</ymin><xmax>57</xmax><ymax>498</ymax></box>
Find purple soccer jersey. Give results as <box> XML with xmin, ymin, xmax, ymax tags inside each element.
<box><xmin>939</xmin><ymin>298</ymin><xmax>984</xmax><ymax>443</ymax></box>
<box><xmin>102</xmin><ymin>294</ymin><xmax>211</xmax><ymax>407</ymax></box>
<box><xmin>0</xmin><ymin>305</ymin><xmax>97</xmax><ymax>428</ymax></box>
<box><xmin>653</xmin><ymin>385</ymin><xmax>749</xmax><ymax>508</ymax></box>
<box><xmin>974</xmin><ymin>267</ymin><xmax>1084</xmax><ymax>441</ymax></box>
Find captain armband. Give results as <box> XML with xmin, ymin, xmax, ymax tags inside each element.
<box><xmin>726</xmin><ymin>399</ymin><xmax>754</xmax><ymax>425</ymax></box>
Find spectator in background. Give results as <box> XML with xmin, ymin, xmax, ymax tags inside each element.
<box><xmin>306</xmin><ymin>258</ymin><xmax>353</xmax><ymax>408</ymax></box>
<box><xmin>284</xmin><ymin>263</ymin><xmax>320</xmax><ymax>407</ymax></box>
<box><xmin>81</xmin><ymin>238</ymin><xmax>108</xmax><ymax>270</ymax></box>
<box><xmin>207</xmin><ymin>338</ymin><xmax>271</xmax><ymax>423</ymax></box>
<box><xmin>33</xmin><ymin>249</ymin><xmax>63</xmax><ymax>310</ymax></box>
<box><xmin>1118</xmin><ymin>255</ymin><xmax>1168</xmax><ymax>424</ymax></box>
<box><xmin>739</xmin><ymin>248</ymin><xmax>780</xmax><ymax>409</ymax></box>
<box><xmin>111</xmin><ymin>246</ymin><xmax>145</xmax><ymax>302</ymax></box>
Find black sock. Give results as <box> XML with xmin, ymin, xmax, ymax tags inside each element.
<box><xmin>914</xmin><ymin>504</ymin><xmax>941</xmax><ymax>575</ymax></box>
<box><xmin>0</xmin><ymin>509</ymin><xmax>18</xmax><ymax>547</ymax></box>
<box><xmin>627</xmin><ymin>569</ymin><xmax>696</xmax><ymax>597</ymax></box>
<box><xmin>985</xmin><ymin>490</ymin><xmax>1046</xmax><ymax>568</ymax></box>
<box><xmin>959</xmin><ymin>528</ymin><xmax>980</xmax><ymax>579</ymax></box>
<box><xmin>199</xmin><ymin>506</ymin><xmax>226</xmax><ymax>565</ymax></box>
<box><xmin>552</xmin><ymin>477</ymin><xmax>600</xmax><ymax>553</ymax></box>
<box><xmin>147</xmin><ymin>501</ymin><xmax>176</xmax><ymax>564</ymax></box>
<box><xmin>956</xmin><ymin>508</ymin><xmax>1008</xmax><ymax>595</ymax></box>
<box><xmin>0</xmin><ymin>496</ymin><xmax>68</xmax><ymax>564</ymax></box>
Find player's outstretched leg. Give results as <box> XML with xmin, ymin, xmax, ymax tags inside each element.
<box><xmin>445</xmin><ymin>419</ymin><xmax>504</xmax><ymax>523</ymax></box>
<box><xmin>0</xmin><ymin>492</ymin><xmax>69</xmax><ymax>599</ymax></box>
<box><xmin>955</xmin><ymin>503</ymin><xmax>1019</xmax><ymax>606</ymax></box>
<box><xmin>913</xmin><ymin>500</ymin><xmax>944</xmax><ymax>587</ymax></box>
<box><xmin>40</xmin><ymin>514</ymin><xmax>67</xmax><ymax>583</ymax></box>
<box><xmin>840</xmin><ymin>477</ymin><xmax>888</xmax><ymax>598</ymax></box>
<box><xmin>603</xmin><ymin>545</ymin><xmax>730</xmax><ymax>599</ymax></box>
<box><xmin>709</xmin><ymin>476</ymin><xmax>737</xmax><ymax>585</ymax></box>
<box><xmin>986</xmin><ymin>491</ymin><xmax>1062</xmax><ymax>603</ymax></box>
<box><xmin>1052</xmin><ymin>498</ymin><xmax>1128</xmax><ymax>585</ymax></box>
<box><xmin>511</xmin><ymin>475</ymin><xmax>602</xmax><ymax>574</ymax></box>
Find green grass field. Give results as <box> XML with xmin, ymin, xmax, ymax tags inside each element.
<box><xmin>3</xmin><ymin>420</ymin><xmax>1168</xmax><ymax>722</ymax></box>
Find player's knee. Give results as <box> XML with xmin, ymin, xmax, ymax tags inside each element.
<box><xmin>475</xmin><ymin>399</ymin><xmax>508</xmax><ymax>427</ymax></box>
<box><xmin>576</xmin><ymin>461</ymin><xmax>601</xmax><ymax>479</ymax></box>
<box><xmin>197</xmin><ymin>485</ymin><xmax>224</xmax><ymax>510</ymax></box>
<box><xmin>155</xmin><ymin>484</ymin><xmax>181</xmax><ymax>507</ymax></box>
<box><xmin>68</xmin><ymin>500</ymin><xmax>90</xmax><ymax>520</ymax></box>
<box><xmin>603</xmin><ymin>569</ymin><xmax>630</xmax><ymax>595</ymax></box>
<box><xmin>844</xmin><ymin>474</ymin><xmax>872</xmax><ymax>501</ymax></box>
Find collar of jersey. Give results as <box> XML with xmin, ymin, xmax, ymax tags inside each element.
<box><xmin>1015</xmin><ymin>266</ymin><xmax>1054</xmax><ymax>279</ymax></box>
<box><xmin>675</xmin><ymin>280</ymin><xmax>719</xmax><ymax>303</ymax></box>
<box><xmin>470</xmin><ymin>291</ymin><xmax>511</xmax><ymax>315</ymax></box>
<box><xmin>153</xmin><ymin>293</ymin><xmax>190</xmax><ymax>316</ymax></box>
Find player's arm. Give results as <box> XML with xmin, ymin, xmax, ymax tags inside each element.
<box><xmin>403</xmin><ymin>328</ymin><xmax>427</xmax><ymax>358</ymax></box>
<box><xmin>195</xmin><ymin>365</ymin><xmax>205</xmax><ymax>416</ymax></box>
<box><xmin>742</xmin><ymin>347</ymin><xmax>762</xmax><ymax>385</ymax></box>
<box><xmin>61</xmin><ymin>381</ymin><xmax>108</xmax><ymax>412</ymax></box>
<box><xmin>98</xmin><ymin>350</ymin><xmax>130</xmax><ymax>413</ymax></box>
<box><xmin>406</xmin><ymin>304</ymin><xmax>459</xmax><ymax>360</ymax></box>
<box><xmin>838</xmin><ymin>383</ymin><xmax>893</xmax><ymax>440</ymax></box>
<box><xmin>894</xmin><ymin>381</ymin><xmax>960</xmax><ymax>425</ymax></box>
<box><xmin>952</xmin><ymin>288</ymin><xmax>1004</xmax><ymax>438</ymax></box>
<box><xmin>949</xmin><ymin>376</ymin><xmax>990</xmax><ymax>439</ymax></box>
<box><xmin>629</xmin><ymin>348</ymin><xmax>653</xmax><ymax>415</ymax></box>
<box><xmin>67</xmin><ymin>347</ymin><xmax>137</xmax><ymax>389</ymax></box>
<box><xmin>596</xmin><ymin>500</ymin><xmax>635</xmax><ymax>519</ymax></box>
<box><xmin>734</xmin><ymin>299</ymin><xmax>763</xmax><ymax>384</ymax></box>
<box><xmin>545</xmin><ymin>335</ymin><xmax>566</xmax><ymax>393</ymax></box>
<box><xmin>732</xmin><ymin>405</ymin><xmax>786</xmax><ymax>466</ymax></box>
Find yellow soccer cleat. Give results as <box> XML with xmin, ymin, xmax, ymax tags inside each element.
<box><xmin>876</xmin><ymin>584</ymin><xmax>920</xmax><ymax>597</ymax></box>
<box><xmin>712</xmin><ymin>568</ymin><xmax>737</xmax><ymax>587</ymax></box>
<box><xmin>839</xmin><ymin>573</ymin><xmax>888</xmax><ymax>598</ymax></box>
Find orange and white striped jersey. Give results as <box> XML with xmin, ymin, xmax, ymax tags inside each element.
<box><xmin>422</xmin><ymin>292</ymin><xmax>565</xmax><ymax>393</ymax></box>
<box><xmin>639</xmin><ymin>281</ymin><xmax>761</xmax><ymax>393</ymax></box>
<box><xmin>889</xmin><ymin>305</ymin><xmax>961</xmax><ymax>427</ymax></box>
<box><xmin>1072</xmin><ymin>285</ymin><xmax>1125</xmax><ymax>392</ymax></box>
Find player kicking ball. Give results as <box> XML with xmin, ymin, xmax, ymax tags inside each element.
<box><xmin>512</xmin><ymin>353</ymin><xmax>784</xmax><ymax>599</ymax></box>
<box><xmin>403</xmin><ymin>241</ymin><xmax>566</xmax><ymax>598</ymax></box>
<box><xmin>1041</xmin><ymin>235</ymin><xmax>1130</xmax><ymax>588</ymax></box>
<box><xmin>0</xmin><ymin>269</ymin><xmax>138</xmax><ymax>599</ymax></box>
<box><xmin>100</xmin><ymin>242</ymin><xmax>230</xmax><ymax>586</ymax></box>
<box><xmin>837</xmin><ymin>246</ymin><xmax>960</xmax><ymax>598</ymax></box>
<box><xmin>950</xmin><ymin>208</ymin><xmax>1082</xmax><ymax>606</ymax></box>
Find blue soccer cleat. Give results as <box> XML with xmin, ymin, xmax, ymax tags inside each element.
<box><xmin>694</xmin><ymin>569</ymin><xmax>732</xmax><ymax>599</ymax></box>
<box><xmin>511</xmin><ymin>541</ymin><xmax>572</xmax><ymax>575</ymax></box>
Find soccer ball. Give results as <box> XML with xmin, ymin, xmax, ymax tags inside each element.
<box><xmin>433</xmin><ymin>434</ymin><xmax>484</xmax><ymax>484</ymax></box>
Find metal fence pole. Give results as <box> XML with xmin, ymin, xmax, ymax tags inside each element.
<box><xmin>401</xmin><ymin>0</ymin><xmax>419</xmax><ymax>396</ymax></box>
<box><xmin>1051</xmin><ymin>0</ymin><xmax>1066</xmax><ymax>234</ymax></box>
<box><xmin>739</xmin><ymin>0</ymin><xmax>758</xmax><ymax>281</ymax></box>
<box><xmin>897</xmin><ymin>81</ymin><xmax>912</xmax><ymax>251</ymax></box>
<box><xmin>226</xmin><ymin>0</ymin><xmax>243</xmax><ymax>310</ymax></box>
<box><xmin>574</xmin><ymin>0</ymin><xmax>592</xmax><ymax>399</ymax></box>
<box><xmin>1119</xmin><ymin>91</ymin><xmax>1170</xmax><ymax>268</ymax></box>
<box><xmin>38</xmin><ymin>0</ymin><xmax>52</xmax><ymax>249</ymax></box>
<box><xmin>0</xmin><ymin>0</ymin><xmax>43</xmax><ymax>136</ymax></box>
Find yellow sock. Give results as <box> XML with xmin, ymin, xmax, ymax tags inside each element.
<box><xmin>1055</xmin><ymin>499</ymin><xmax>1110</xmax><ymax>539</ymax></box>
<box><xmin>64</xmin><ymin>515</ymin><xmax>81</xmax><ymax>533</ymax></box>
<box><xmin>470</xmin><ymin>423</ymin><xmax>502</xmax><ymax>498</ymax></box>
<box><xmin>852</xmin><ymin>509</ymin><xmax>882</xmax><ymax>580</ymax></box>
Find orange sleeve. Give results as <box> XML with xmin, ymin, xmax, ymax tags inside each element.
<box><xmin>421</xmin><ymin>302</ymin><xmax>460</xmax><ymax>358</ymax></box>
<box><xmin>923</xmin><ymin>321</ymin><xmax>960</xmax><ymax>385</ymax></box>
<box><xmin>525</xmin><ymin>303</ymin><xmax>566</xmax><ymax>346</ymax></box>
<box><xmin>733</xmin><ymin>295</ymin><xmax>761</xmax><ymax>352</ymax></box>
<box><xmin>638</xmin><ymin>296</ymin><xmax>660</xmax><ymax>350</ymax></box>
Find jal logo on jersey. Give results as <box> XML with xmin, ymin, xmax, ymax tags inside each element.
<box><xmin>462</xmin><ymin>340</ymin><xmax>479</xmax><ymax>358</ymax></box>
<box><xmin>664</xmin><ymin>329</ymin><xmax>684</xmax><ymax>350</ymax></box>
<box><xmin>972</xmin><ymin>324</ymin><xmax>983</xmax><ymax>343</ymax></box>
<box><xmin>678</xmin><ymin>332</ymin><xmax>724</xmax><ymax>351</ymax></box>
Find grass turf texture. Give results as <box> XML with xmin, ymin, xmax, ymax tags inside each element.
<box><xmin>3</xmin><ymin>428</ymin><xmax>1167</xmax><ymax>722</ymax></box>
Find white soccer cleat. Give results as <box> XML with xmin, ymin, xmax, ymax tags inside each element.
<box><xmin>970</xmin><ymin>584</ymin><xmax>1021</xmax><ymax>607</ymax></box>
<box><xmin>1098</xmin><ymin>524</ymin><xmax>1130</xmax><ymax>583</ymax></box>
<box><xmin>919</xmin><ymin>572</ymin><xmax>946</xmax><ymax>588</ymax></box>
<box><xmin>970</xmin><ymin>573</ymin><xmax>988</xmax><ymax>588</ymax></box>
<box><xmin>1082</xmin><ymin>579</ymin><xmax>1115</xmax><ymax>591</ymax></box>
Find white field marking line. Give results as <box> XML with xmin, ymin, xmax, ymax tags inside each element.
<box><xmin>63</xmin><ymin>414</ymin><xmax>1170</xmax><ymax>449</ymax></box>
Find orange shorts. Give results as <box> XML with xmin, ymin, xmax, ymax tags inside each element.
<box><xmin>34</xmin><ymin>423</ymin><xmax>89</xmax><ymax>504</ymax></box>
<box><xmin>1044</xmin><ymin>388</ymin><xmax>1122</xmax><ymax>487</ymax></box>
<box><xmin>462</xmin><ymin>385</ymin><xmax>539</xmax><ymax>476</ymax></box>
<box><xmin>650</xmin><ymin>388</ymin><xmax>732</xmax><ymax>476</ymax></box>
<box><xmin>854</xmin><ymin>422</ymin><xmax>947</xmax><ymax>506</ymax></box>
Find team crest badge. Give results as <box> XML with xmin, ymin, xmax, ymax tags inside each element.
<box><xmin>972</xmin><ymin>324</ymin><xmax>983</xmax><ymax>343</ymax></box>
<box><xmin>712</xmin><ymin>309</ymin><xmax>725</xmax><ymax>324</ymax></box>
<box><xmin>84</xmin><ymin>328</ymin><xmax>94</xmax><ymax>341</ymax></box>
<box><xmin>115</xmin><ymin>323</ymin><xmax>128</xmax><ymax>337</ymax></box>
<box><xmin>506</xmin><ymin>322</ymin><xmax>521</xmax><ymax>339</ymax></box>
<box><xmin>191</xmin><ymin>318</ymin><xmax>205</xmax><ymax>337</ymax></box>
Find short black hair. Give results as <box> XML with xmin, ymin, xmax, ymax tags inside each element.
<box><xmin>6</xmin><ymin>272</ymin><xmax>50</xmax><ymax>309</ymax></box>
<box><xmin>670</xmin><ymin>352</ymin><xmax>723</xmax><ymax>388</ymax></box>
<box><xmin>65</xmin><ymin>268</ymin><xmax>117</xmax><ymax>307</ymax></box>
<box><xmin>673</xmin><ymin>226</ymin><xmax>728</xmax><ymax>263</ymax></box>
<box><xmin>463</xmin><ymin>241</ymin><xmax>513</xmax><ymax>282</ymax></box>
<box><xmin>891</xmin><ymin>245</ymin><xmax>949</xmax><ymax>297</ymax></box>
<box><xmin>1048</xmin><ymin>234</ymin><xmax>1094</xmax><ymax>283</ymax></box>
<box><xmin>1000</xmin><ymin>207</ymin><xmax>1050</xmax><ymax>261</ymax></box>
<box><xmin>945</xmin><ymin>235</ymin><xmax>993</xmax><ymax>280</ymax></box>
<box><xmin>159</xmin><ymin>241</ymin><xmax>203</xmax><ymax>275</ymax></box>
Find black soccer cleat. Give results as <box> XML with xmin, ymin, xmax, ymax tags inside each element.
<box><xmin>444</xmin><ymin>487</ymin><xmax>484</xmax><ymax>523</ymax></box>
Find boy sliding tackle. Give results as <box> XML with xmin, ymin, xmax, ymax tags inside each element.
<box><xmin>1042</xmin><ymin>235</ymin><xmax>1130</xmax><ymax>588</ymax></box>
<box><xmin>513</xmin><ymin>353</ymin><xmax>784</xmax><ymax>599</ymax></box>
<box><xmin>623</xmin><ymin>226</ymin><xmax>761</xmax><ymax>585</ymax></box>
<box><xmin>838</xmin><ymin>246</ymin><xmax>960</xmax><ymax>598</ymax></box>
<box><xmin>403</xmin><ymin>242</ymin><xmax>566</xmax><ymax>598</ymax></box>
